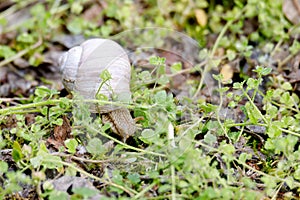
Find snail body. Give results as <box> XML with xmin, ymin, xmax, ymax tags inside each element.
<box><xmin>59</xmin><ymin>38</ymin><xmax>135</xmax><ymax>140</ymax></box>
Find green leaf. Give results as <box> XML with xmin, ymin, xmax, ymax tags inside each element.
<box><xmin>266</xmin><ymin>105</ymin><xmax>278</xmax><ymax>119</ymax></box>
<box><xmin>275</xmin><ymin>135</ymin><xmax>297</xmax><ymax>155</ymax></box>
<box><xmin>233</xmin><ymin>82</ymin><xmax>243</xmax><ymax>89</ymax></box>
<box><xmin>35</xmin><ymin>86</ymin><xmax>51</xmax><ymax>98</ymax></box>
<box><xmin>239</xmin><ymin>153</ymin><xmax>252</xmax><ymax>163</ymax></box>
<box><xmin>199</xmin><ymin>187</ymin><xmax>219</xmax><ymax>199</ymax></box>
<box><xmin>100</xmin><ymin>25</ymin><xmax>113</xmax><ymax>37</ymax></box>
<box><xmin>204</xmin><ymin>132</ymin><xmax>217</xmax><ymax>145</ymax></box>
<box><xmin>289</xmin><ymin>40</ymin><xmax>300</xmax><ymax>55</ymax></box>
<box><xmin>199</xmin><ymin>103</ymin><xmax>218</xmax><ymax>113</ymax></box>
<box><xmin>112</xmin><ymin>170</ymin><xmax>124</xmax><ymax>185</ymax></box>
<box><xmin>42</xmin><ymin>155</ymin><xmax>63</xmax><ymax>169</ymax></box>
<box><xmin>65</xmin><ymin>139</ymin><xmax>78</xmax><ymax>154</ymax></box>
<box><xmin>246</xmin><ymin>78</ymin><xmax>259</xmax><ymax>90</ymax></box>
<box><xmin>212</xmin><ymin>74</ymin><xmax>222</xmax><ymax>81</ymax></box>
<box><xmin>241</xmin><ymin>177</ymin><xmax>256</xmax><ymax>188</ymax></box>
<box><xmin>149</xmin><ymin>56</ymin><xmax>166</xmax><ymax>65</ymax></box>
<box><xmin>261</xmin><ymin>176</ymin><xmax>277</xmax><ymax>190</ymax></box>
<box><xmin>72</xmin><ymin>187</ymin><xmax>98</xmax><ymax>198</ymax></box>
<box><xmin>285</xmin><ymin>176</ymin><xmax>295</xmax><ymax>189</ymax></box>
<box><xmin>67</xmin><ymin>17</ymin><xmax>84</xmax><ymax>34</ymax></box>
<box><xmin>264</xmin><ymin>138</ymin><xmax>275</xmax><ymax>150</ymax></box>
<box><xmin>157</xmin><ymin>65</ymin><xmax>166</xmax><ymax>75</ymax></box>
<box><xmin>267</xmin><ymin>121</ymin><xmax>282</xmax><ymax>138</ymax></box>
<box><xmin>105</xmin><ymin>3</ymin><xmax>118</xmax><ymax>17</ymax></box>
<box><xmin>0</xmin><ymin>45</ymin><xmax>16</xmax><ymax>59</ymax></box>
<box><xmin>147</xmin><ymin>171</ymin><xmax>159</xmax><ymax>179</ymax></box>
<box><xmin>208</xmin><ymin>59</ymin><xmax>221</xmax><ymax>68</ymax></box>
<box><xmin>48</xmin><ymin>191</ymin><xmax>68</xmax><ymax>200</ymax></box>
<box><xmin>139</xmin><ymin>129</ymin><xmax>158</xmax><ymax>144</ymax></box>
<box><xmin>281</xmin><ymin>82</ymin><xmax>292</xmax><ymax>90</ymax></box>
<box><xmin>65</xmin><ymin>165</ymin><xmax>77</xmax><ymax>177</ymax></box>
<box><xmin>15</xmin><ymin>114</ymin><xmax>25</xmax><ymax>121</ymax></box>
<box><xmin>30</xmin><ymin>4</ymin><xmax>46</xmax><ymax>17</ymax></box>
<box><xmin>43</xmin><ymin>181</ymin><xmax>54</xmax><ymax>191</ymax></box>
<box><xmin>0</xmin><ymin>161</ymin><xmax>8</xmax><ymax>173</ymax></box>
<box><xmin>70</xmin><ymin>1</ymin><xmax>83</xmax><ymax>14</ymax></box>
<box><xmin>53</xmin><ymin>118</ymin><xmax>63</xmax><ymax>126</ymax></box>
<box><xmin>221</xmin><ymin>187</ymin><xmax>234</xmax><ymax>199</ymax></box>
<box><xmin>217</xmin><ymin>86</ymin><xmax>229</xmax><ymax>93</ymax></box>
<box><xmin>219</xmin><ymin>143</ymin><xmax>235</xmax><ymax>155</ymax></box>
<box><xmin>100</xmin><ymin>69</ymin><xmax>112</xmax><ymax>81</ymax></box>
<box><xmin>127</xmin><ymin>173</ymin><xmax>141</xmax><ymax>185</ymax></box>
<box><xmin>226</xmin><ymin>49</ymin><xmax>236</xmax><ymax>61</ymax></box>
<box><xmin>170</xmin><ymin>62</ymin><xmax>182</xmax><ymax>73</ymax></box>
<box><xmin>12</xmin><ymin>141</ymin><xmax>23</xmax><ymax>162</ymax></box>
<box><xmin>39</xmin><ymin>141</ymin><xmax>49</xmax><ymax>153</ymax></box>
<box><xmin>30</xmin><ymin>156</ymin><xmax>43</xmax><ymax>168</ymax></box>
<box><xmin>138</xmin><ymin>71</ymin><xmax>152</xmax><ymax>81</ymax></box>
<box><xmin>154</xmin><ymin>90</ymin><xmax>167</xmax><ymax>104</ymax></box>
<box><xmin>86</xmin><ymin>138</ymin><xmax>106</xmax><ymax>155</ymax></box>
<box><xmin>157</xmin><ymin>74</ymin><xmax>169</xmax><ymax>85</ymax></box>
<box><xmin>281</xmin><ymin>116</ymin><xmax>295</xmax><ymax>127</ymax></box>
<box><xmin>228</xmin><ymin>101</ymin><xmax>236</xmax><ymax>108</ymax></box>
<box><xmin>294</xmin><ymin>168</ymin><xmax>300</xmax><ymax>181</ymax></box>
<box><xmin>178</xmin><ymin>180</ymin><xmax>189</xmax><ymax>188</ymax></box>
<box><xmin>16</xmin><ymin>32</ymin><xmax>35</xmax><ymax>44</ymax></box>
<box><xmin>158</xmin><ymin>184</ymin><xmax>171</xmax><ymax>193</ymax></box>
<box><xmin>96</xmin><ymin>93</ymin><xmax>109</xmax><ymax>101</ymax></box>
<box><xmin>228</xmin><ymin>131</ymin><xmax>239</xmax><ymax>142</ymax></box>
<box><xmin>253</xmin><ymin>66</ymin><xmax>272</xmax><ymax>76</ymax></box>
<box><xmin>245</xmin><ymin>102</ymin><xmax>260</xmax><ymax>124</ymax></box>
<box><xmin>0</xmin><ymin>17</ymin><xmax>7</xmax><ymax>26</ymax></box>
<box><xmin>280</xmin><ymin>92</ymin><xmax>293</xmax><ymax>105</ymax></box>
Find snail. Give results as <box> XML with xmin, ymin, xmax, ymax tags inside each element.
<box><xmin>59</xmin><ymin>38</ymin><xmax>136</xmax><ymax>141</ymax></box>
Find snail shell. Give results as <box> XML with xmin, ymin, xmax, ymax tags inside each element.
<box><xmin>59</xmin><ymin>38</ymin><xmax>132</xmax><ymax>113</ymax></box>
<box><xmin>59</xmin><ymin>38</ymin><xmax>135</xmax><ymax>140</ymax></box>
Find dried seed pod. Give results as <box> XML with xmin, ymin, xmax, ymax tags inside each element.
<box><xmin>59</xmin><ymin>38</ymin><xmax>135</xmax><ymax>141</ymax></box>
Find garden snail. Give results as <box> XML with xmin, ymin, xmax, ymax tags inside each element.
<box><xmin>59</xmin><ymin>38</ymin><xmax>136</xmax><ymax>141</ymax></box>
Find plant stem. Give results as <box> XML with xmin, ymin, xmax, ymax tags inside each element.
<box><xmin>278</xmin><ymin>51</ymin><xmax>300</xmax><ymax>70</ymax></box>
<box><xmin>0</xmin><ymin>98</ymin><xmax>151</xmax><ymax>116</ymax></box>
<box><xmin>86</xmin><ymin>123</ymin><xmax>166</xmax><ymax>157</ymax></box>
<box><xmin>279</xmin><ymin>127</ymin><xmax>300</xmax><ymax>137</ymax></box>
<box><xmin>0</xmin><ymin>0</ymin><xmax>36</xmax><ymax>19</ymax></box>
<box><xmin>243</xmin><ymin>91</ymin><xmax>267</xmax><ymax>123</ymax></box>
<box><xmin>0</xmin><ymin>99</ymin><xmax>62</xmax><ymax>115</ymax></box>
<box><xmin>0</xmin><ymin>37</ymin><xmax>43</xmax><ymax>68</ymax></box>
<box><xmin>51</xmin><ymin>152</ymin><xmax>117</xmax><ymax>163</ymax></box>
<box><xmin>171</xmin><ymin>165</ymin><xmax>176</xmax><ymax>200</ymax></box>
<box><xmin>216</xmin><ymin>79</ymin><xmax>231</xmax><ymax>143</ymax></box>
<box><xmin>133</xmin><ymin>181</ymin><xmax>157</xmax><ymax>199</ymax></box>
<box><xmin>193</xmin><ymin>7</ymin><xmax>246</xmax><ymax>99</ymax></box>
<box><xmin>226</xmin><ymin>122</ymin><xmax>267</xmax><ymax>128</ymax></box>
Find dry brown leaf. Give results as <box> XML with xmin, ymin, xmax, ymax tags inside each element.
<box><xmin>220</xmin><ymin>64</ymin><xmax>233</xmax><ymax>84</ymax></box>
<box><xmin>47</xmin><ymin>116</ymin><xmax>71</xmax><ymax>149</ymax></box>
<box><xmin>283</xmin><ymin>0</ymin><xmax>300</xmax><ymax>24</ymax></box>
<box><xmin>195</xmin><ymin>9</ymin><xmax>207</xmax><ymax>27</ymax></box>
<box><xmin>83</xmin><ymin>3</ymin><xmax>104</xmax><ymax>25</ymax></box>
